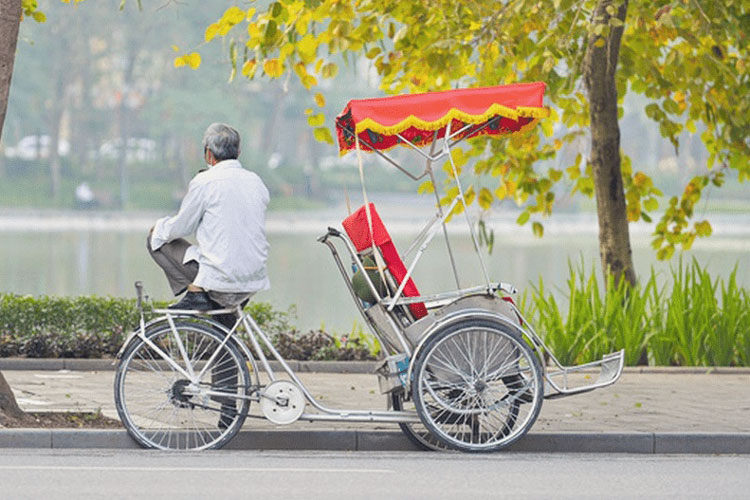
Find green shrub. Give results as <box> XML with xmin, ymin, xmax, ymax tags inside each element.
<box><xmin>0</xmin><ymin>294</ymin><xmax>376</xmax><ymax>360</ymax></box>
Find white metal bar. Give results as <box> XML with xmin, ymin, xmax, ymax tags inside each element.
<box><xmin>403</xmin><ymin>212</ymin><xmax>441</xmax><ymax>259</ymax></box>
<box><xmin>386</xmin><ymin>197</ymin><xmax>459</xmax><ymax>312</ymax></box>
<box><xmin>135</xmin><ymin>329</ymin><xmax>194</xmax><ymax>381</ymax></box>
<box><xmin>299</xmin><ymin>411</ymin><xmax>421</xmax><ymax>424</ymax></box>
<box><xmin>443</xmin><ymin>121</ymin><xmax>492</xmax><ymax>290</ymax></box>
<box><xmin>424</xmin><ymin>130</ymin><xmax>462</xmax><ymax>289</ymax></box>
<box><xmin>240</xmin><ymin>313</ymin><xmax>276</xmax><ymax>379</ymax></box>
<box><xmin>166</xmin><ymin>314</ymin><xmax>197</xmax><ymax>380</ymax></box>
<box><xmin>195</xmin><ymin>316</ymin><xmax>241</xmax><ymax>382</ymax></box>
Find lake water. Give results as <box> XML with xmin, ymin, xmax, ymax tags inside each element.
<box><xmin>1</xmin><ymin>206</ymin><xmax>749</xmax><ymax>333</ymax></box>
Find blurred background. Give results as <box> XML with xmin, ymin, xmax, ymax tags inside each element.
<box><xmin>1</xmin><ymin>1</ymin><xmax>748</xmax><ymax>333</ymax></box>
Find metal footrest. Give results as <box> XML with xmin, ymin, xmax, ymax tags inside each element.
<box><xmin>543</xmin><ymin>349</ymin><xmax>624</xmax><ymax>399</ymax></box>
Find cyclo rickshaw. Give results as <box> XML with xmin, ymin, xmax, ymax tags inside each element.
<box><xmin>113</xmin><ymin>82</ymin><xmax>624</xmax><ymax>452</ymax></box>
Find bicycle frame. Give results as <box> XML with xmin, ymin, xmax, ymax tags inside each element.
<box><xmin>119</xmin><ymin>296</ymin><xmax>421</xmax><ymax>424</ymax></box>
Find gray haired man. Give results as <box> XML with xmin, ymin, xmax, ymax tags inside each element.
<box><xmin>147</xmin><ymin>123</ymin><xmax>270</xmax><ymax>428</ymax></box>
<box><xmin>148</xmin><ymin>122</ymin><xmax>270</xmax><ymax>316</ymax></box>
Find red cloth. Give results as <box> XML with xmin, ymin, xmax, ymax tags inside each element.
<box><xmin>336</xmin><ymin>82</ymin><xmax>547</xmax><ymax>154</ymax></box>
<box><xmin>342</xmin><ymin>204</ymin><xmax>428</xmax><ymax>319</ymax></box>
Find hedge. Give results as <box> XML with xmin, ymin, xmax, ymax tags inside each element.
<box><xmin>0</xmin><ymin>294</ymin><xmax>376</xmax><ymax>361</ymax></box>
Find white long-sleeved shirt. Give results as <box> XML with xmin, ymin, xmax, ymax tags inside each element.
<box><xmin>150</xmin><ymin>159</ymin><xmax>270</xmax><ymax>293</ymax></box>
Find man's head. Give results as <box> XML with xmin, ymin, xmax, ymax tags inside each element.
<box><xmin>202</xmin><ymin>123</ymin><xmax>241</xmax><ymax>166</ymax></box>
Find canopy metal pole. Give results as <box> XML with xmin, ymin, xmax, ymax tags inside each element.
<box><xmin>425</xmin><ymin>129</ymin><xmax>461</xmax><ymax>289</ymax></box>
<box><xmin>337</xmin><ymin>124</ymin><xmax>430</xmax><ymax>180</ymax></box>
<box><xmin>443</xmin><ymin>121</ymin><xmax>492</xmax><ymax>290</ymax></box>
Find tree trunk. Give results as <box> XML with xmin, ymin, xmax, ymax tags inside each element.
<box><xmin>0</xmin><ymin>1</ymin><xmax>29</xmax><ymax>425</ymax></box>
<box><xmin>583</xmin><ymin>0</ymin><xmax>635</xmax><ymax>287</ymax></box>
<box><xmin>0</xmin><ymin>0</ymin><xmax>21</xmax><ymax>142</ymax></box>
<box><xmin>0</xmin><ymin>370</ymin><xmax>31</xmax><ymax>425</ymax></box>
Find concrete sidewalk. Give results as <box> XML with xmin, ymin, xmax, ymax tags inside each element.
<box><xmin>1</xmin><ymin>361</ymin><xmax>749</xmax><ymax>453</ymax></box>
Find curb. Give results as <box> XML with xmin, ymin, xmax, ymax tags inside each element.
<box><xmin>1</xmin><ymin>430</ymin><xmax>749</xmax><ymax>453</ymax></box>
<box><xmin>2</xmin><ymin>358</ymin><xmax>750</xmax><ymax>374</ymax></box>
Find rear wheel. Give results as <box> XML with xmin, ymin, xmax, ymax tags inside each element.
<box><xmin>391</xmin><ymin>391</ymin><xmax>448</xmax><ymax>451</ymax></box>
<box><xmin>114</xmin><ymin>320</ymin><xmax>251</xmax><ymax>450</ymax></box>
<box><xmin>411</xmin><ymin>319</ymin><xmax>542</xmax><ymax>452</ymax></box>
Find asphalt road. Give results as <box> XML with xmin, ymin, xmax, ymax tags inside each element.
<box><xmin>0</xmin><ymin>450</ymin><xmax>748</xmax><ymax>499</ymax></box>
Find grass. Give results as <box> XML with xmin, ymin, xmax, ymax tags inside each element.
<box><xmin>523</xmin><ymin>258</ymin><xmax>750</xmax><ymax>367</ymax></box>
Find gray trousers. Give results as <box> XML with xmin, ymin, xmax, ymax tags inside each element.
<box><xmin>146</xmin><ymin>236</ymin><xmax>198</xmax><ymax>296</ymax></box>
<box><xmin>147</xmin><ymin>235</ymin><xmax>239</xmax><ymax>414</ymax></box>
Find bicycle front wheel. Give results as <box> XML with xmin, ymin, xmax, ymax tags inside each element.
<box><xmin>114</xmin><ymin>320</ymin><xmax>251</xmax><ymax>450</ymax></box>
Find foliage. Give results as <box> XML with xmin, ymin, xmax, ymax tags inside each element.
<box><xmin>0</xmin><ymin>293</ymin><xmax>377</xmax><ymax>360</ymax></box>
<box><xmin>523</xmin><ymin>259</ymin><xmax>750</xmax><ymax>367</ymax></box>
<box><xmin>181</xmin><ymin>0</ymin><xmax>748</xmax><ymax>261</ymax></box>
<box><xmin>265</xmin><ymin>326</ymin><xmax>378</xmax><ymax>361</ymax></box>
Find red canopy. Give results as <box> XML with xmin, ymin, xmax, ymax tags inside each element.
<box><xmin>335</xmin><ymin>82</ymin><xmax>548</xmax><ymax>154</ymax></box>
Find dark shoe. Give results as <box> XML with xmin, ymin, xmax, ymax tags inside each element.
<box><xmin>215</xmin><ymin>312</ymin><xmax>238</xmax><ymax>330</ymax></box>
<box><xmin>168</xmin><ymin>291</ymin><xmax>216</xmax><ymax>311</ymax></box>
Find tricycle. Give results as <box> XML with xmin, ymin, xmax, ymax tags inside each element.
<box><xmin>113</xmin><ymin>82</ymin><xmax>624</xmax><ymax>451</ymax></box>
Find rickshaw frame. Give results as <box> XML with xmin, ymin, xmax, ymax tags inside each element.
<box><xmin>113</xmin><ymin>84</ymin><xmax>624</xmax><ymax>451</ymax></box>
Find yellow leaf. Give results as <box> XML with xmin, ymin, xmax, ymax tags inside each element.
<box><xmin>314</xmin><ymin>93</ymin><xmax>325</xmax><ymax>107</ymax></box>
<box><xmin>248</xmin><ymin>22</ymin><xmax>260</xmax><ymax>38</ymax></box>
<box><xmin>321</xmin><ymin>62</ymin><xmax>338</xmax><ymax>79</ymax></box>
<box><xmin>246</xmin><ymin>7</ymin><xmax>256</xmax><ymax>21</ymax></box>
<box><xmin>418</xmin><ymin>181</ymin><xmax>434</xmax><ymax>194</ymax></box>
<box><xmin>263</xmin><ymin>58</ymin><xmax>283</xmax><ymax>78</ymax></box>
<box><xmin>280</xmin><ymin>43</ymin><xmax>295</xmax><ymax>61</ymax></box>
<box><xmin>313</xmin><ymin>127</ymin><xmax>334</xmax><ymax>144</ymax></box>
<box><xmin>295</xmin><ymin>16</ymin><xmax>308</xmax><ymax>36</ymax></box>
<box><xmin>171</xmin><ymin>45</ymin><xmax>180</xmax><ymax>53</ymax></box>
<box><xmin>293</xmin><ymin>62</ymin><xmax>307</xmax><ymax>79</ymax></box>
<box><xmin>174</xmin><ymin>55</ymin><xmax>186</xmax><ymax>68</ymax></box>
<box><xmin>633</xmin><ymin>172</ymin><xmax>650</xmax><ymax>188</ymax></box>
<box><xmin>478</xmin><ymin>188</ymin><xmax>493</xmax><ymax>210</ymax></box>
<box><xmin>223</xmin><ymin>6</ymin><xmax>245</xmax><ymax>25</ymax></box>
<box><xmin>242</xmin><ymin>59</ymin><xmax>257</xmax><ymax>78</ymax></box>
<box><xmin>302</xmin><ymin>74</ymin><xmax>318</xmax><ymax>89</ymax></box>
<box><xmin>186</xmin><ymin>52</ymin><xmax>201</xmax><ymax>69</ymax></box>
<box><xmin>307</xmin><ymin>113</ymin><xmax>325</xmax><ymax>127</ymax></box>
<box><xmin>205</xmin><ymin>23</ymin><xmax>220</xmax><ymax>42</ymax></box>
<box><xmin>297</xmin><ymin>33</ymin><xmax>317</xmax><ymax>63</ymax></box>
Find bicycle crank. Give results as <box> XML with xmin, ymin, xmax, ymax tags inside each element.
<box><xmin>260</xmin><ymin>380</ymin><xmax>306</xmax><ymax>424</ymax></box>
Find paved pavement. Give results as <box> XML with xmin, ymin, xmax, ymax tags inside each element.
<box><xmin>1</xmin><ymin>360</ymin><xmax>749</xmax><ymax>453</ymax></box>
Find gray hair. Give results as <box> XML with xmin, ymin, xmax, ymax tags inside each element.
<box><xmin>202</xmin><ymin>123</ymin><xmax>241</xmax><ymax>161</ymax></box>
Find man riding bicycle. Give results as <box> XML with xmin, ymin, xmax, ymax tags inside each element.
<box><xmin>147</xmin><ymin>122</ymin><xmax>270</xmax><ymax>427</ymax></box>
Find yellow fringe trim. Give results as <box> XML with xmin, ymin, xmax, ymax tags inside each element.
<box><xmin>340</xmin><ymin>118</ymin><xmax>542</xmax><ymax>156</ymax></box>
<box><xmin>353</xmin><ymin>103</ymin><xmax>550</xmax><ymax>136</ymax></box>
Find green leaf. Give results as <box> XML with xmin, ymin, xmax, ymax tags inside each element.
<box><xmin>532</xmin><ymin>221</ymin><xmax>544</xmax><ymax>238</ymax></box>
<box><xmin>644</xmin><ymin>198</ymin><xmax>658</xmax><ymax>212</ymax></box>
<box><xmin>516</xmin><ymin>211</ymin><xmax>530</xmax><ymax>226</ymax></box>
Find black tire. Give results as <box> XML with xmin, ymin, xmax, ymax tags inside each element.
<box><xmin>411</xmin><ymin>318</ymin><xmax>543</xmax><ymax>452</ymax></box>
<box><xmin>391</xmin><ymin>390</ymin><xmax>447</xmax><ymax>451</ymax></box>
<box><xmin>114</xmin><ymin>320</ymin><xmax>251</xmax><ymax>450</ymax></box>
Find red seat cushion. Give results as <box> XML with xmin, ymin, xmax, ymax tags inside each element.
<box><xmin>342</xmin><ymin>204</ymin><xmax>427</xmax><ymax>319</ymax></box>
